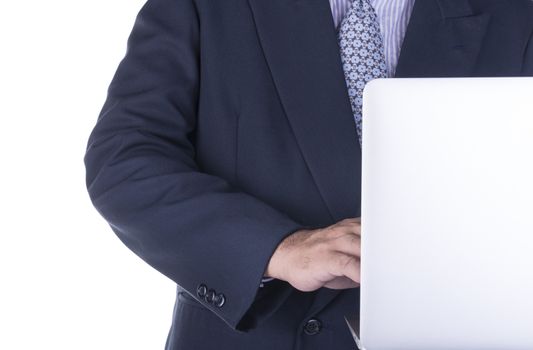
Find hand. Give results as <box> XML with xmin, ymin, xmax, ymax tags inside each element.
<box><xmin>265</xmin><ymin>218</ymin><xmax>361</xmax><ymax>292</ymax></box>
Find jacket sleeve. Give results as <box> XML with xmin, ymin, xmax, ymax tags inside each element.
<box><xmin>84</xmin><ymin>0</ymin><xmax>306</xmax><ymax>331</ymax></box>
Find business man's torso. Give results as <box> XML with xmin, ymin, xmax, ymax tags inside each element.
<box><xmin>167</xmin><ymin>1</ymin><xmax>532</xmax><ymax>348</ymax></box>
<box><xmin>85</xmin><ymin>0</ymin><xmax>533</xmax><ymax>349</ymax></box>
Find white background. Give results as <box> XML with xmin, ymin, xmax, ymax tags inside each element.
<box><xmin>0</xmin><ymin>1</ymin><xmax>176</xmax><ymax>349</ymax></box>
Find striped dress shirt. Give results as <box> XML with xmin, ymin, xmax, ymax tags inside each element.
<box><xmin>330</xmin><ymin>0</ymin><xmax>416</xmax><ymax>77</ymax></box>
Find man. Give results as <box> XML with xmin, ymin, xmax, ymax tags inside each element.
<box><xmin>84</xmin><ymin>0</ymin><xmax>533</xmax><ymax>348</ymax></box>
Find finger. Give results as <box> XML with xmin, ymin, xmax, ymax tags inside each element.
<box><xmin>335</xmin><ymin>218</ymin><xmax>361</xmax><ymax>228</ymax></box>
<box><xmin>334</xmin><ymin>233</ymin><xmax>361</xmax><ymax>257</ymax></box>
<box><xmin>327</xmin><ymin>252</ymin><xmax>361</xmax><ymax>284</ymax></box>
<box><xmin>323</xmin><ymin>277</ymin><xmax>360</xmax><ymax>290</ymax></box>
<box><xmin>348</xmin><ymin>222</ymin><xmax>362</xmax><ymax>236</ymax></box>
<box><xmin>328</xmin><ymin>223</ymin><xmax>361</xmax><ymax>239</ymax></box>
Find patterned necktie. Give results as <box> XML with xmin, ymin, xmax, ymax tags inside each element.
<box><xmin>337</xmin><ymin>0</ymin><xmax>388</xmax><ymax>147</ymax></box>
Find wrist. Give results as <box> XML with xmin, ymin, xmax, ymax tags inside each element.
<box><xmin>265</xmin><ymin>228</ymin><xmax>311</xmax><ymax>281</ymax></box>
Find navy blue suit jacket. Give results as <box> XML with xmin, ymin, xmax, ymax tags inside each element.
<box><xmin>85</xmin><ymin>0</ymin><xmax>533</xmax><ymax>349</ymax></box>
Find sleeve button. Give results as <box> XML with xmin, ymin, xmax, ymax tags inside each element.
<box><xmin>205</xmin><ymin>289</ymin><xmax>216</xmax><ymax>304</ymax></box>
<box><xmin>196</xmin><ymin>284</ymin><xmax>208</xmax><ymax>299</ymax></box>
<box><xmin>214</xmin><ymin>293</ymin><xmax>226</xmax><ymax>308</ymax></box>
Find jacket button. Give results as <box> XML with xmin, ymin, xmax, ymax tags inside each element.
<box><xmin>205</xmin><ymin>289</ymin><xmax>216</xmax><ymax>304</ymax></box>
<box><xmin>196</xmin><ymin>284</ymin><xmax>208</xmax><ymax>299</ymax></box>
<box><xmin>303</xmin><ymin>318</ymin><xmax>322</xmax><ymax>335</ymax></box>
<box><xmin>214</xmin><ymin>293</ymin><xmax>226</xmax><ymax>308</ymax></box>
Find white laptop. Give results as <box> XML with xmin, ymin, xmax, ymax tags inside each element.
<box><xmin>348</xmin><ymin>77</ymin><xmax>533</xmax><ymax>350</ymax></box>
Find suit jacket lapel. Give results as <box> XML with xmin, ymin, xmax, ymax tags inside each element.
<box><xmin>248</xmin><ymin>0</ymin><xmax>362</xmax><ymax>223</ymax></box>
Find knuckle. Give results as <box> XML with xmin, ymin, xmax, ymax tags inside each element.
<box><xmin>350</xmin><ymin>224</ymin><xmax>362</xmax><ymax>235</ymax></box>
<box><xmin>337</xmin><ymin>255</ymin><xmax>354</xmax><ymax>270</ymax></box>
<box><xmin>350</xmin><ymin>234</ymin><xmax>361</xmax><ymax>246</ymax></box>
<box><xmin>340</xmin><ymin>233</ymin><xmax>360</xmax><ymax>250</ymax></box>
